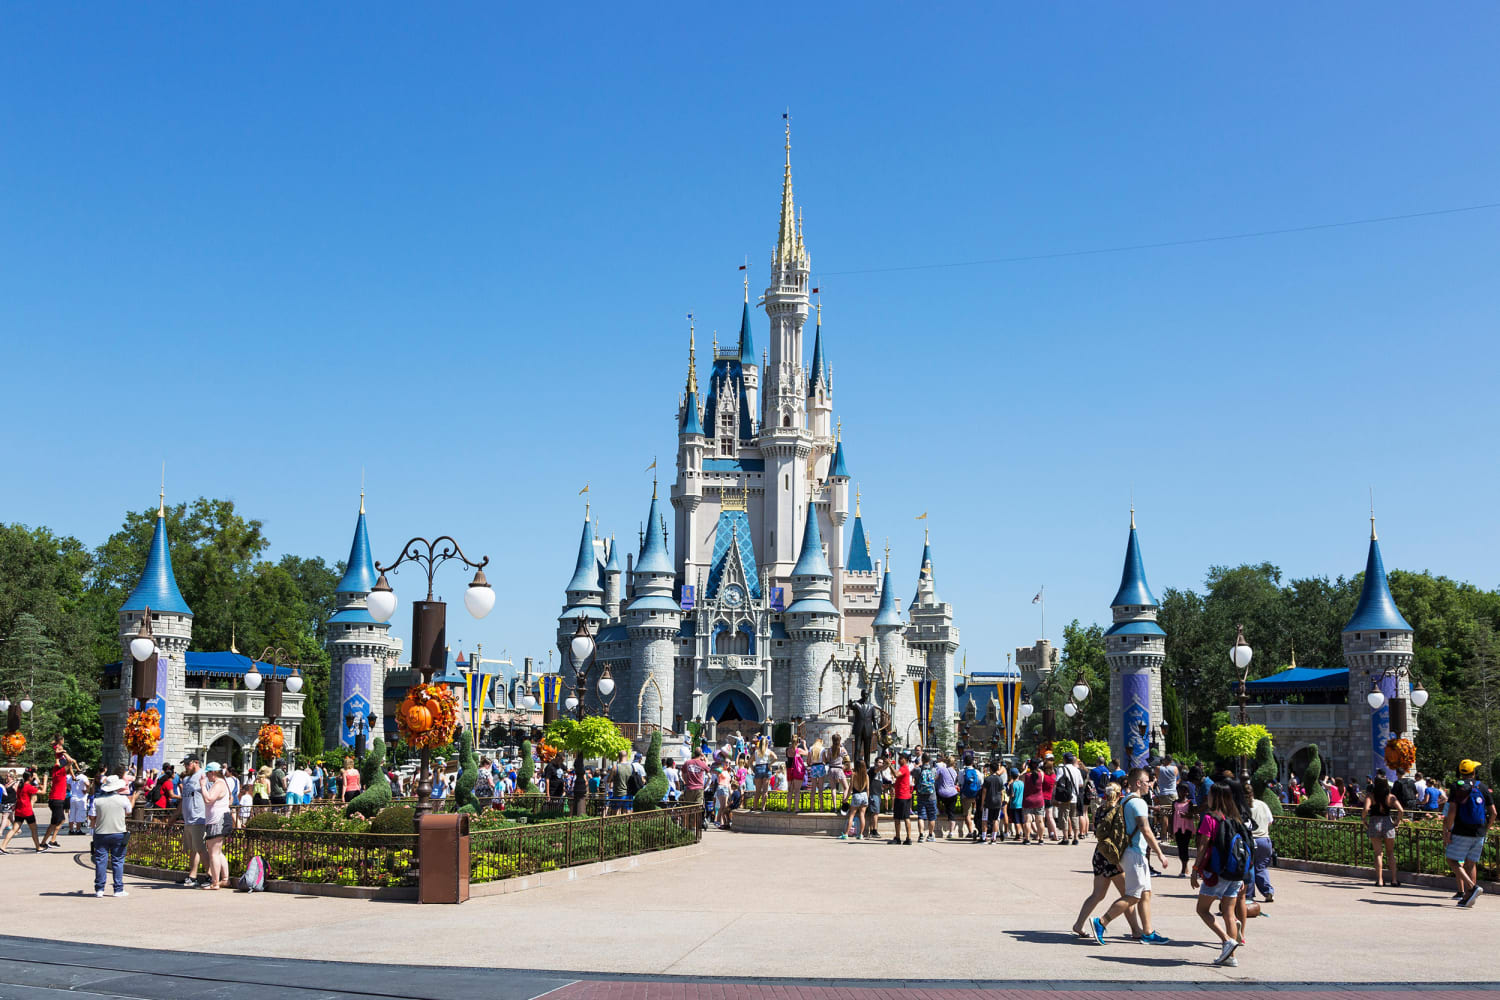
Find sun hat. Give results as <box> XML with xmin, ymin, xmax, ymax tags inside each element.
<box><xmin>204</xmin><ymin>762</ymin><xmax>221</xmax><ymax>772</ymax></box>
<box><xmin>100</xmin><ymin>776</ymin><xmax>127</xmax><ymax>793</ymax></box>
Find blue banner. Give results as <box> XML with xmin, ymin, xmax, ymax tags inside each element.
<box><xmin>1122</xmin><ymin>672</ymin><xmax>1151</xmax><ymax>768</ymax></box>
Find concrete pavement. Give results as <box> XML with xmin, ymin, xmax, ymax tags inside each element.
<box><xmin>0</xmin><ymin>828</ymin><xmax>1494</xmax><ymax>986</ymax></box>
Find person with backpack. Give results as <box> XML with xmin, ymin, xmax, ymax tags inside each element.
<box><xmin>1191</xmin><ymin>783</ymin><xmax>1256</xmax><ymax>967</ymax></box>
<box><xmin>1055</xmin><ymin>753</ymin><xmax>1084</xmax><ymax>846</ymax></box>
<box><xmin>1090</xmin><ymin>768</ymin><xmax>1169</xmax><ymax>947</ymax></box>
<box><xmin>1361</xmin><ymin>775</ymin><xmax>1405</xmax><ymax>887</ymax></box>
<box><xmin>934</xmin><ymin>754</ymin><xmax>960</xmax><ymax>839</ymax></box>
<box><xmin>978</xmin><ymin>759</ymin><xmax>1007</xmax><ymax>844</ymax></box>
<box><xmin>1073</xmin><ymin>783</ymin><xmax>1142</xmax><ymax>940</ymax></box>
<box><xmin>1393</xmin><ymin>770</ymin><xmax>1420</xmax><ymax>813</ymax></box>
<box><xmin>1444</xmin><ymin>759</ymin><xmax>1496</xmax><ymax>907</ymax></box>
<box><xmin>959</xmin><ymin>758</ymin><xmax>983</xmax><ymax>841</ymax></box>
<box><xmin>913</xmin><ymin>754</ymin><xmax>940</xmax><ymax>842</ymax></box>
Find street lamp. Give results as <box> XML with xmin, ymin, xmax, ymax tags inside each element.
<box><xmin>368</xmin><ymin>534</ymin><xmax>492</xmax><ymax>846</ymax></box>
<box><xmin>344</xmin><ymin>712</ymin><xmax>378</xmax><ymax>756</ymax></box>
<box><xmin>1367</xmin><ymin>666</ymin><xmax>1428</xmax><ymax>739</ymax></box>
<box><xmin>254</xmin><ymin>646</ymin><xmax>304</xmax><ymax>767</ymax></box>
<box><xmin>126</xmin><ymin>611</ymin><xmax>159</xmax><ymax>804</ymax></box>
<box><xmin>1231</xmin><ymin>625</ymin><xmax>1254</xmax><ymax>725</ymax></box>
<box><xmin>566</xmin><ymin>617</ymin><xmax>597</xmax><ymax>815</ymax></box>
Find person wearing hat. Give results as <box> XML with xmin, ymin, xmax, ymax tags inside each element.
<box><xmin>90</xmin><ymin>774</ymin><xmax>135</xmax><ymax>897</ymax></box>
<box><xmin>1444</xmin><ymin>759</ymin><xmax>1496</xmax><ymax>907</ymax></box>
<box><xmin>177</xmin><ymin>756</ymin><xmax>208</xmax><ymax>887</ymax></box>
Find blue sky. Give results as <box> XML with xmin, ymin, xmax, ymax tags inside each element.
<box><xmin>3</xmin><ymin>5</ymin><xmax>1497</xmax><ymax>673</ymax></box>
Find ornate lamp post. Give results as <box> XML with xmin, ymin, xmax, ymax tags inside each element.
<box><xmin>247</xmin><ymin>646</ymin><xmax>305</xmax><ymax>768</ymax></box>
<box><xmin>1229</xmin><ymin>625</ymin><xmax>1254</xmax><ymax>772</ymax></box>
<box><xmin>1366</xmin><ymin>667</ymin><xmax>1429</xmax><ymax>769</ymax></box>
<box><xmin>126</xmin><ymin>612</ymin><xmax>158</xmax><ymax>802</ymax></box>
<box><xmin>344</xmin><ymin>712</ymin><xmax>378</xmax><ymax>756</ymax></box>
<box><xmin>366</xmin><ymin>535</ymin><xmax>493</xmax><ymax>842</ymax></box>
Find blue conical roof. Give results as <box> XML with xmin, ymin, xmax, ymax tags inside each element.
<box><xmin>565</xmin><ymin>516</ymin><xmax>603</xmax><ymax>594</ymax></box>
<box><xmin>122</xmin><ymin>515</ymin><xmax>192</xmax><ymax>615</ymax></box>
<box><xmin>604</xmin><ymin>536</ymin><xmax>621</xmax><ymax>573</ymax></box>
<box><xmin>830</xmin><ymin>439</ymin><xmax>850</xmax><ymax>478</ymax></box>
<box><xmin>1344</xmin><ymin>532</ymin><xmax>1413</xmax><ymax>633</ymax></box>
<box><xmin>874</xmin><ymin>567</ymin><xmax>903</xmax><ymax>627</ymax></box>
<box><xmin>680</xmin><ymin>389</ymin><xmax>704</xmax><ymax>435</ymax></box>
<box><xmin>336</xmin><ymin>509</ymin><xmax>378</xmax><ymax>594</ymax></box>
<box><xmin>911</xmin><ymin>539</ymin><xmax>933</xmax><ymax>611</ymax></box>
<box><xmin>738</xmin><ymin>301</ymin><xmax>756</xmax><ymax>366</ymax></box>
<box><xmin>1110</xmin><ymin>523</ymin><xmax>1157</xmax><ymax>608</ymax></box>
<box><xmin>636</xmin><ymin>491</ymin><xmax>674</xmax><ymax>575</ymax></box>
<box><xmin>808</xmin><ymin>323</ymin><xmax>825</xmax><ymax>393</ymax></box>
<box><xmin>847</xmin><ymin>513</ymin><xmax>872</xmax><ymax>572</ymax></box>
<box><xmin>791</xmin><ymin>503</ymin><xmax>831</xmax><ymax>579</ymax></box>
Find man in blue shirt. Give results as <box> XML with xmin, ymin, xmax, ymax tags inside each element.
<box><xmin>1092</xmin><ymin>767</ymin><xmax>1170</xmax><ymax>946</ymax></box>
<box><xmin>1089</xmin><ymin>758</ymin><xmax>1111</xmax><ymax>796</ymax></box>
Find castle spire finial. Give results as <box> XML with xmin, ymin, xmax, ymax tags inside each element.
<box><xmin>1370</xmin><ymin>486</ymin><xmax>1377</xmax><ymax>540</ymax></box>
<box><xmin>743</xmin><ymin>256</ymin><xmax>751</xmax><ymax>303</ymax></box>
<box><xmin>855</xmin><ymin>486</ymin><xmax>861</xmax><ymax>517</ymax></box>
<box><xmin>159</xmin><ymin>462</ymin><xmax>166</xmax><ymax>516</ymax></box>
<box><xmin>884</xmin><ymin>537</ymin><xmax>891</xmax><ymax>566</ymax></box>
<box><xmin>686</xmin><ymin>313</ymin><xmax>698</xmax><ymax>395</ymax></box>
<box><xmin>360</xmin><ymin>467</ymin><xmax>366</xmax><ymax>514</ymax></box>
<box><xmin>1130</xmin><ymin>504</ymin><xmax>1135</xmax><ymax>530</ymax></box>
<box><xmin>1290</xmin><ymin>640</ymin><xmax>1297</xmax><ymax>669</ymax></box>
<box><xmin>776</xmin><ymin>111</ymin><xmax>797</xmax><ymax>265</ymax></box>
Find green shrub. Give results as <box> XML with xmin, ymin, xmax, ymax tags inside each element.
<box><xmin>245</xmin><ymin>811</ymin><xmax>286</xmax><ymax>830</ymax></box>
<box><xmin>519</xmin><ymin>739</ymin><xmax>540</xmax><ymax>794</ymax></box>
<box><xmin>1052</xmin><ymin>738</ymin><xmax>1080</xmax><ymax>760</ymax></box>
<box><xmin>1081</xmin><ymin>740</ymin><xmax>1111</xmax><ymax>766</ymax></box>
<box><xmin>633</xmin><ymin>731</ymin><xmax>668</xmax><ymax>811</ymax></box>
<box><xmin>1215</xmin><ymin>723</ymin><xmax>1272</xmax><ymax>761</ymax></box>
<box><xmin>1294</xmin><ymin>743</ymin><xmax>1330</xmax><ymax>818</ymax></box>
<box><xmin>344</xmin><ymin>738</ymin><xmax>392</xmax><ymax>818</ymax></box>
<box><xmin>283</xmin><ymin>806</ymin><xmax>370</xmax><ymax>833</ymax></box>
<box><xmin>1252</xmin><ymin>736</ymin><xmax>1283</xmax><ymax>815</ymax></box>
<box><xmin>455</xmin><ymin>728</ymin><xmax>481</xmax><ymax>815</ymax></box>
<box><xmin>368</xmin><ymin>803</ymin><xmax>416</xmax><ymax>835</ymax></box>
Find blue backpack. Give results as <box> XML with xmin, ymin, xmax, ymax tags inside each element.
<box><xmin>1458</xmin><ymin>782</ymin><xmax>1489</xmax><ymax>828</ymax></box>
<box><xmin>915</xmin><ymin>766</ymin><xmax>936</xmax><ymax>797</ymax></box>
<box><xmin>961</xmin><ymin>766</ymin><xmax>982</xmax><ymax>798</ymax></box>
<box><xmin>1209</xmin><ymin>818</ymin><xmax>1253</xmax><ymax>882</ymax></box>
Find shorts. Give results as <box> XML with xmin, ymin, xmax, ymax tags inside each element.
<box><xmin>1199</xmin><ymin>877</ymin><xmax>1244</xmax><ymax>899</ymax></box>
<box><xmin>679</xmin><ymin>788</ymin><xmax>704</xmax><ymax>806</ymax></box>
<box><xmin>753</xmin><ymin>763</ymin><xmax>770</xmax><ymax>780</ymax></box>
<box><xmin>869</xmin><ymin>795</ymin><xmax>882</xmax><ymax>815</ymax></box>
<box><xmin>938</xmin><ymin>794</ymin><xmax>958</xmax><ymax>820</ymax></box>
<box><xmin>850</xmin><ymin>791</ymin><xmax>869</xmax><ymax>808</ymax></box>
<box><xmin>1023</xmin><ymin>806</ymin><xmax>1044</xmax><ymax>820</ymax></box>
<box><xmin>984</xmin><ymin>807</ymin><xmax>1005</xmax><ymax>825</ymax></box>
<box><xmin>1076</xmin><ymin>802</ymin><xmax>1087</xmax><ymax>818</ymax></box>
<box><xmin>1447</xmin><ymin>832</ymin><xmax>1485</xmax><ymax>865</ymax></box>
<box><xmin>1092</xmin><ymin>850</ymin><xmax>1123</xmax><ymax>879</ymax></box>
<box><xmin>1367</xmin><ymin>816</ymin><xmax>1397</xmax><ymax>839</ymax></box>
<box><xmin>916</xmin><ymin>796</ymin><xmax>938</xmax><ymax>821</ymax></box>
<box><xmin>49</xmin><ymin>800</ymin><xmax>67</xmax><ymax>825</ymax></box>
<box><xmin>828</xmin><ymin>768</ymin><xmax>845</xmax><ymax>785</ymax></box>
<box><xmin>16</xmin><ymin>813</ymin><xmax>37</xmax><ymax>827</ymax></box>
<box><xmin>205</xmin><ymin>817</ymin><xmax>232</xmax><ymax>840</ymax></box>
<box><xmin>1122</xmin><ymin>846</ymin><xmax>1152</xmax><ymax>899</ymax></box>
<box><xmin>183</xmin><ymin>822</ymin><xmax>207</xmax><ymax>859</ymax></box>
<box><xmin>893</xmin><ymin>797</ymin><xmax>913</xmax><ymax>821</ymax></box>
<box><xmin>809</xmin><ymin>764</ymin><xmax>827</xmax><ymax>779</ymax></box>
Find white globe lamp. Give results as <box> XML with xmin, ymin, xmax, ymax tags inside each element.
<box><xmin>244</xmin><ymin>665</ymin><xmax>262</xmax><ymax>690</ymax></box>
<box><xmin>1072</xmin><ymin>683</ymin><xmax>1090</xmax><ymax>703</ymax></box>
<box><xmin>464</xmin><ymin>569</ymin><xmax>495</xmax><ymax>619</ymax></box>
<box><xmin>367</xmin><ymin>573</ymin><xmax>397</xmax><ymax>623</ymax></box>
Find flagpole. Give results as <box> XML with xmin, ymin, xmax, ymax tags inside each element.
<box><xmin>1040</xmin><ymin>585</ymin><xmax>1045</xmax><ymax>642</ymax></box>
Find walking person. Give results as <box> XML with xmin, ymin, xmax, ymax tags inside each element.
<box><xmin>935</xmin><ymin>754</ymin><xmax>960</xmax><ymax>839</ymax></box>
<box><xmin>786</xmin><ymin>739</ymin><xmax>807</xmax><ymax>814</ymax></box>
<box><xmin>1191</xmin><ymin>783</ymin><xmax>1257</xmax><ymax>967</ymax></box>
<box><xmin>43</xmin><ymin>744</ymin><xmax>74</xmax><ymax>848</ymax></box>
<box><xmin>1006</xmin><ymin>766</ymin><xmax>1025</xmax><ymax>842</ymax></box>
<box><xmin>1055</xmin><ymin>753</ymin><xmax>1084</xmax><ymax>845</ymax></box>
<box><xmin>0</xmin><ymin>770</ymin><xmax>15</xmax><ymax>849</ymax></box>
<box><xmin>1444</xmin><ymin>758</ymin><xmax>1496</xmax><ymax>907</ymax></box>
<box><xmin>90</xmin><ymin>775</ymin><xmax>136</xmax><ymax>897</ymax></box>
<box><xmin>1091</xmin><ymin>768</ymin><xmax>1170</xmax><ymax>946</ymax></box>
<box><xmin>1361</xmin><ymin>775</ymin><xmax>1405</xmax><ymax>887</ymax></box>
<box><xmin>67</xmin><ymin>767</ymin><xmax>90</xmax><ymax>835</ymax></box>
<box><xmin>1022</xmin><ymin>760</ymin><xmax>1046</xmax><ymax>844</ymax></box>
<box><xmin>958</xmin><ymin>756</ymin><xmax>982</xmax><ymax>841</ymax></box>
<box><xmin>1073</xmin><ymin>784</ymin><xmax>1143</xmax><ymax>939</ymax></box>
<box><xmin>867</xmin><ymin>753</ymin><xmax>890</xmax><ymax>839</ymax></box>
<box><xmin>2</xmin><ymin>768</ymin><xmax>44</xmax><ymax>852</ymax></box>
<box><xmin>840</xmin><ymin>760</ymin><xmax>870</xmax><ymax>840</ymax></box>
<box><xmin>177</xmin><ymin>756</ymin><xmax>208</xmax><ymax>887</ymax></box>
<box><xmin>340</xmin><ymin>756</ymin><xmax>361</xmax><ymax>804</ymax></box>
<box><xmin>980</xmin><ymin>759</ymin><xmax>1007</xmax><ymax>843</ymax></box>
<box><xmin>914</xmin><ymin>754</ymin><xmax>939</xmax><ymax>842</ymax></box>
<box><xmin>1247</xmin><ymin>779</ymin><xmax>1276</xmax><ymax>903</ymax></box>
<box><xmin>1170</xmin><ymin>785</ymin><xmax>1196</xmax><ymax>876</ymax></box>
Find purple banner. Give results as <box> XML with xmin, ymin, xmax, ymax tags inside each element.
<box><xmin>340</xmin><ymin>658</ymin><xmax>374</xmax><ymax>747</ymax></box>
<box><xmin>143</xmin><ymin>653</ymin><xmax>169</xmax><ymax>770</ymax></box>
<box><xmin>1371</xmin><ymin>673</ymin><xmax>1396</xmax><ymax>776</ymax></box>
<box><xmin>1122</xmin><ymin>672</ymin><xmax>1151</xmax><ymax>768</ymax></box>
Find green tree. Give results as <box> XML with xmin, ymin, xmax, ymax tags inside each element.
<box><xmin>545</xmin><ymin>716</ymin><xmax>630</xmax><ymax>813</ymax></box>
<box><xmin>1162</xmin><ymin>684</ymin><xmax>1187</xmax><ymax>755</ymax></box>
<box><xmin>454</xmin><ymin>727</ymin><xmax>480</xmax><ymax>814</ymax></box>
<box><xmin>518</xmin><ymin>739</ymin><xmax>540</xmax><ymax>793</ymax></box>
<box><xmin>1060</xmin><ymin>620</ymin><xmax>1108</xmax><ymax>739</ymax></box>
<box><xmin>55</xmin><ymin>674</ymin><xmax>102</xmax><ymax>767</ymax></box>
<box><xmin>1294</xmin><ymin>744</ymin><xmax>1329</xmax><ymax>818</ymax></box>
<box><xmin>0</xmin><ymin>613</ymin><xmax>71</xmax><ymax>766</ymax></box>
<box><xmin>633</xmin><ymin>730</ymin><xmax>667</xmax><ymax>811</ymax></box>
<box><xmin>0</xmin><ymin>523</ymin><xmax>101</xmax><ymax>673</ymax></box>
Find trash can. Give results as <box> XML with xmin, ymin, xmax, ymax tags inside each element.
<box><xmin>418</xmin><ymin>812</ymin><xmax>470</xmax><ymax>904</ymax></box>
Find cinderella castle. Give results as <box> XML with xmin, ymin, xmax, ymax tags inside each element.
<box><xmin>552</xmin><ymin>124</ymin><xmax>961</xmax><ymax>744</ymax></box>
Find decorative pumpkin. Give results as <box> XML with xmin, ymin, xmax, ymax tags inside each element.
<box><xmin>124</xmin><ymin>708</ymin><xmax>161</xmax><ymax>758</ymax></box>
<box><xmin>397</xmin><ymin>682</ymin><xmax>458</xmax><ymax>750</ymax></box>
<box><xmin>256</xmin><ymin>723</ymin><xmax>285</xmax><ymax>761</ymax></box>
<box><xmin>1</xmin><ymin>731</ymin><xmax>25</xmax><ymax>759</ymax></box>
<box><xmin>1384</xmin><ymin>737</ymin><xmax>1416</xmax><ymax>773</ymax></box>
<box><xmin>405</xmin><ymin>704</ymin><xmax>433</xmax><ymax>733</ymax></box>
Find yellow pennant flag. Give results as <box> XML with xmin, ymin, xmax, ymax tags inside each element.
<box><xmin>579</xmin><ymin>482</ymin><xmax>590</xmax><ymax>495</ymax></box>
<box><xmin>915</xmin><ymin>511</ymin><xmax>928</xmax><ymax>520</ymax></box>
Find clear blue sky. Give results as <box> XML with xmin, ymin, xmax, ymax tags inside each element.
<box><xmin>3</xmin><ymin>5</ymin><xmax>1497</xmax><ymax>673</ymax></box>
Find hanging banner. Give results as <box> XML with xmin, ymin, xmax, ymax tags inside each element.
<box><xmin>1371</xmin><ymin>673</ymin><xmax>1396</xmax><ymax>776</ymax></box>
<box><xmin>143</xmin><ymin>652</ymin><xmax>169</xmax><ymax>770</ymax></box>
<box><xmin>339</xmin><ymin>658</ymin><xmax>374</xmax><ymax>748</ymax></box>
<box><xmin>1002</xmin><ymin>680</ymin><xmax>1023</xmax><ymax>755</ymax></box>
<box><xmin>464</xmin><ymin>672</ymin><xmax>493</xmax><ymax>737</ymax></box>
<box><xmin>1122</xmin><ymin>672</ymin><xmax>1151</xmax><ymax>768</ymax></box>
<box><xmin>540</xmin><ymin>674</ymin><xmax>564</xmax><ymax>705</ymax></box>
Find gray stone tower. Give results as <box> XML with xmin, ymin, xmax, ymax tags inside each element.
<box><xmin>872</xmin><ymin>558</ymin><xmax>907</xmax><ymax>735</ymax></box>
<box><xmin>325</xmin><ymin>495</ymin><xmax>394</xmax><ymax>749</ymax></box>
<box><xmin>907</xmin><ymin>533</ymin><xmax>960</xmax><ymax>738</ymax></box>
<box><xmin>1104</xmin><ymin>511</ymin><xmax>1166</xmax><ymax>767</ymax></box>
<box><xmin>116</xmin><ymin>496</ymin><xmax>192</xmax><ymax>769</ymax></box>
<box><xmin>785</xmin><ymin>502</ymin><xmax>839</xmax><ymax>717</ymax></box>
<box><xmin>1342</xmin><ymin>516</ymin><xmax>1416</xmax><ymax>779</ymax></box>
<box><xmin>557</xmin><ymin>507</ymin><xmax>609</xmax><ymax>712</ymax></box>
<box><xmin>602</xmin><ymin>536</ymin><xmax>623</xmax><ymax>620</ymax></box>
<box><xmin>626</xmin><ymin>486</ymin><xmax>682</xmax><ymax>728</ymax></box>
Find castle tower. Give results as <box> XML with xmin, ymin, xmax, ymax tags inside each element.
<box><xmin>737</xmin><ymin>291</ymin><xmax>759</xmax><ymax>425</ymax></box>
<box><xmin>784</xmin><ymin>502</ymin><xmax>839</xmax><ymax>717</ymax></box>
<box><xmin>1104</xmin><ymin>510</ymin><xmax>1167</xmax><ymax>767</ymax></box>
<box><xmin>674</xmin><ymin>322</ymin><xmax>707</xmax><ymax>590</ymax></box>
<box><xmin>116</xmin><ymin>493</ymin><xmax>192</xmax><ymax>768</ymax></box>
<box><xmin>761</xmin><ymin>118</ymin><xmax>814</xmax><ymax>585</ymax></box>
<box><xmin>872</xmin><ymin>556</ymin><xmax>906</xmax><ymax>733</ymax></box>
<box><xmin>907</xmin><ymin>531</ymin><xmax>960</xmax><ymax>739</ymax></box>
<box><xmin>1342</xmin><ymin>515</ymin><xmax>1416</xmax><ymax>779</ymax></box>
<box><xmin>558</xmin><ymin>508</ymin><xmax>609</xmax><ymax>699</ymax></box>
<box><xmin>826</xmin><ymin>428</ymin><xmax>851</xmax><ymax>608</ymax></box>
<box><xmin>603</xmin><ymin>536</ymin><xmax>623</xmax><ymax>619</ymax></box>
<box><xmin>326</xmin><ymin>494</ymin><xmax>395</xmax><ymax>749</ymax></box>
<box><xmin>807</xmin><ymin>311</ymin><xmax>833</xmax><ymax>443</ymax></box>
<box><xmin>625</xmin><ymin>484</ymin><xmax>682</xmax><ymax>727</ymax></box>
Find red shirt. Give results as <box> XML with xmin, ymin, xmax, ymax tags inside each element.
<box><xmin>49</xmin><ymin>766</ymin><xmax>68</xmax><ymax>802</ymax></box>
<box><xmin>15</xmin><ymin>782</ymin><xmax>37</xmax><ymax>818</ymax></box>
<box><xmin>153</xmin><ymin>779</ymin><xmax>175</xmax><ymax>809</ymax></box>
<box><xmin>894</xmin><ymin>764</ymin><xmax>913</xmax><ymax>799</ymax></box>
<box><xmin>680</xmin><ymin>759</ymin><xmax>707</xmax><ymax>792</ymax></box>
<box><xmin>1041</xmin><ymin>772</ymin><xmax>1057</xmax><ymax>803</ymax></box>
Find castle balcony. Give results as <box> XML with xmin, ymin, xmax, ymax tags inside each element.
<box><xmin>707</xmin><ymin>654</ymin><xmax>762</xmax><ymax>675</ymax></box>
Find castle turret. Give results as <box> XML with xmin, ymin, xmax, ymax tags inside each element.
<box><xmin>1342</xmin><ymin>515</ymin><xmax>1415</xmax><ymax>778</ymax></box>
<box><xmin>737</xmin><ymin>292</ymin><xmax>759</xmax><ymax>424</ymax></box>
<box><xmin>326</xmin><ymin>493</ymin><xmax>395</xmax><ymax>748</ymax></box>
<box><xmin>625</xmin><ymin>485</ymin><xmax>682</xmax><ymax>727</ymax></box>
<box><xmin>872</xmin><ymin>559</ymin><xmax>905</xmax><ymax>725</ymax></box>
<box><xmin>603</xmin><ymin>535</ymin><xmax>623</xmax><ymax>619</ymax></box>
<box><xmin>808</xmin><ymin>311</ymin><xmax>833</xmax><ymax>443</ymax></box>
<box><xmin>907</xmin><ymin>531</ymin><xmax>959</xmax><ymax>741</ymax></box>
<box><xmin>115</xmin><ymin>492</ymin><xmax>192</xmax><ymax>768</ymax></box>
<box><xmin>1104</xmin><ymin>510</ymin><xmax>1167</xmax><ymax>767</ymax></box>
<box><xmin>674</xmin><ymin>322</ymin><xmax>707</xmax><ymax>589</ymax></box>
<box><xmin>785</xmin><ymin>501</ymin><xmax>839</xmax><ymax>718</ymax></box>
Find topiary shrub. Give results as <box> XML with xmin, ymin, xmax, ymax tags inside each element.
<box><xmin>245</xmin><ymin>811</ymin><xmax>286</xmax><ymax>830</ymax></box>
<box><xmin>1252</xmin><ymin>736</ymin><xmax>1283</xmax><ymax>815</ymax></box>
<box><xmin>1294</xmin><ymin>743</ymin><xmax>1330</xmax><ymax>818</ymax></box>
<box><xmin>344</xmin><ymin>738</ymin><xmax>392</xmax><ymax>818</ymax></box>
<box><xmin>1081</xmin><ymin>740</ymin><xmax>1112</xmax><ymax>767</ymax></box>
<box><xmin>633</xmin><ymin>731</ymin><xmax>668</xmax><ymax>811</ymax></box>
<box><xmin>519</xmin><ymin>739</ymin><xmax>540</xmax><ymax>794</ymax></box>
<box><xmin>455</xmin><ymin>727</ymin><xmax>481</xmax><ymax>815</ymax></box>
<box><xmin>368</xmin><ymin>803</ymin><xmax>416</xmax><ymax>834</ymax></box>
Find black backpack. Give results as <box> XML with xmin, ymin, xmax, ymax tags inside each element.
<box><xmin>1393</xmin><ymin>776</ymin><xmax>1419</xmax><ymax>810</ymax></box>
<box><xmin>1054</xmin><ymin>767</ymin><xmax>1075</xmax><ymax>804</ymax></box>
<box><xmin>1209</xmin><ymin>817</ymin><xmax>1254</xmax><ymax>882</ymax></box>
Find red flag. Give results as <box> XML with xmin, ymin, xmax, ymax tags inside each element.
<box><xmin>812</xmin><ymin>287</ymin><xmax>819</xmax><ymax>293</ymax></box>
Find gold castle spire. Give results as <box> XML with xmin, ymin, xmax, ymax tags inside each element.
<box><xmin>855</xmin><ymin>487</ymin><xmax>862</xmax><ymax>517</ymax></box>
<box><xmin>686</xmin><ymin>314</ymin><xmax>698</xmax><ymax>395</ymax></box>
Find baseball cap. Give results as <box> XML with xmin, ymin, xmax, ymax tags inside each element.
<box><xmin>1459</xmin><ymin>759</ymin><xmax>1480</xmax><ymax>776</ymax></box>
<box><xmin>204</xmin><ymin>762</ymin><xmax>221</xmax><ymax>772</ymax></box>
<box><xmin>1064</xmin><ymin>753</ymin><xmax>1077</xmax><ymax>763</ymax></box>
<box><xmin>180</xmin><ymin>755</ymin><xmax>200</xmax><ymax>766</ymax></box>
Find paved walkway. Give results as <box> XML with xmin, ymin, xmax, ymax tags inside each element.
<box><xmin>0</xmin><ymin>829</ymin><xmax>1494</xmax><ymax>990</ymax></box>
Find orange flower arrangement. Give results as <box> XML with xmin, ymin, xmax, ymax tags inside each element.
<box><xmin>537</xmin><ymin>739</ymin><xmax>559</xmax><ymax>763</ymax></box>
<box><xmin>1</xmin><ymin>731</ymin><xmax>25</xmax><ymax>759</ymax></box>
<box><xmin>123</xmin><ymin>708</ymin><xmax>161</xmax><ymax>758</ymax></box>
<box><xmin>257</xmin><ymin>723</ymin><xmax>285</xmax><ymax>761</ymax></box>
<box><xmin>398</xmin><ymin>682</ymin><xmax>458</xmax><ymax>750</ymax></box>
<box><xmin>1384</xmin><ymin>737</ymin><xmax>1416</xmax><ymax>773</ymax></box>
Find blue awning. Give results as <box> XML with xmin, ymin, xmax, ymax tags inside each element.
<box><xmin>1244</xmin><ymin>667</ymin><xmax>1349</xmax><ymax>694</ymax></box>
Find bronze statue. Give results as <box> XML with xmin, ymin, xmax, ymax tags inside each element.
<box><xmin>848</xmin><ymin>689</ymin><xmax>880</xmax><ymax>767</ymax></box>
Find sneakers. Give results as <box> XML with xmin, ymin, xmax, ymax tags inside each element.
<box><xmin>181</xmin><ymin>876</ymin><xmax>198</xmax><ymax>886</ymax></box>
<box><xmin>838</xmin><ymin>833</ymin><xmax>849</xmax><ymax>840</ymax></box>
<box><xmin>1461</xmin><ymin>885</ymin><xmax>1483</xmax><ymax>908</ymax></box>
<box><xmin>1090</xmin><ymin>917</ymin><xmax>1106</xmax><ymax>946</ymax></box>
<box><xmin>1214</xmin><ymin>939</ymin><xmax>1239</xmax><ymax>965</ymax></box>
<box><xmin>1221</xmin><ymin>955</ymin><xmax>1238</xmax><ymax>967</ymax></box>
<box><xmin>113</xmin><ymin>890</ymin><xmax>128</xmax><ymax>898</ymax></box>
<box><xmin>95</xmin><ymin>890</ymin><xmax>106</xmax><ymax>898</ymax></box>
<box><xmin>1139</xmin><ymin>931</ymin><xmax>1169</xmax><ymax>945</ymax></box>
<box><xmin>903</xmin><ymin>838</ymin><xmax>912</xmax><ymax>845</ymax></box>
<box><xmin>1071</xmin><ymin>838</ymin><xmax>1080</xmax><ymax>846</ymax></box>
